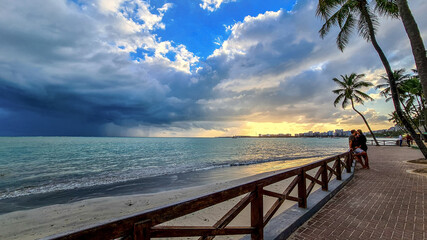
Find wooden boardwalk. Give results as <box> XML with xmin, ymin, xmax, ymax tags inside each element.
<box><xmin>289</xmin><ymin>146</ymin><xmax>427</xmax><ymax>240</ymax></box>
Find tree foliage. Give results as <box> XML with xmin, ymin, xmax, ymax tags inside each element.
<box><xmin>376</xmin><ymin>69</ymin><xmax>426</xmax><ymax>131</ymax></box>
<box><xmin>332</xmin><ymin>73</ymin><xmax>379</xmax><ymax>145</ymax></box>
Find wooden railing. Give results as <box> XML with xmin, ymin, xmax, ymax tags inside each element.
<box><xmin>367</xmin><ymin>140</ymin><xmax>397</xmax><ymax>146</ymax></box>
<box><xmin>46</xmin><ymin>152</ymin><xmax>353</xmax><ymax>240</ymax></box>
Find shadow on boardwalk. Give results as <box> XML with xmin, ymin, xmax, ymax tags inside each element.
<box><xmin>289</xmin><ymin>146</ymin><xmax>426</xmax><ymax>240</ymax></box>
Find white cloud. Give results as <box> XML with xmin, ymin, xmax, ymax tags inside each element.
<box><xmin>211</xmin><ymin>10</ymin><xmax>283</xmax><ymax>58</ymax></box>
<box><xmin>197</xmin><ymin>0</ymin><xmax>427</xmax><ymax>128</ymax></box>
<box><xmin>158</xmin><ymin>3</ymin><xmax>173</xmax><ymax>13</ymax></box>
<box><xmin>143</xmin><ymin>43</ymin><xmax>199</xmax><ymax>73</ymax></box>
<box><xmin>199</xmin><ymin>0</ymin><xmax>236</xmax><ymax>12</ymax></box>
<box><xmin>97</xmin><ymin>0</ymin><xmax>126</xmax><ymax>13</ymax></box>
<box><xmin>92</xmin><ymin>0</ymin><xmax>198</xmax><ymax>73</ymax></box>
<box><xmin>96</xmin><ymin>0</ymin><xmax>168</xmax><ymax>31</ymax></box>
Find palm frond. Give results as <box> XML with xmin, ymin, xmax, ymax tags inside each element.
<box><xmin>379</xmin><ymin>88</ymin><xmax>390</xmax><ymax>97</ymax></box>
<box><xmin>353</xmin><ymin>81</ymin><xmax>373</xmax><ymax>89</ymax></box>
<box><xmin>343</xmin><ymin>74</ymin><xmax>353</xmax><ymax>85</ymax></box>
<box><xmin>374</xmin><ymin>0</ymin><xmax>399</xmax><ymax>18</ymax></box>
<box><xmin>319</xmin><ymin>0</ymin><xmax>354</xmax><ymax>40</ymax></box>
<box><xmin>336</xmin><ymin>14</ymin><xmax>356</xmax><ymax>51</ymax></box>
<box><xmin>404</xmin><ymin>96</ymin><xmax>415</xmax><ymax>108</ymax></box>
<box><xmin>357</xmin><ymin>4</ymin><xmax>378</xmax><ymax>42</ymax></box>
<box><xmin>353</xmin><ymin>73</ymin><xmax>366</xmax><ymax>83</ymax></box>
<box><xmin>332</xmin><ymin>77</ymin><xmax>347</xmax><ymax>88</ymax></box>
<box><xmin>353</xmin><ymin>95</ymin><xmax>365</xmax><ymax>105</ymax></box>
<box><xmin>334</xmin><ymin>93</ymin><xmax>345</xmax><ymax>107</ymax></box>
<box><xmin>375</xmin><ymin>83</ymin><xmax>389</xmax><ymax>89</ymax></box>
<box><xmin>342</xmin><ymin>96</ymin><xmax>350</xmax><ymax>109</ymax></box>
<box><xmin>332</xmin><ymin>89</ymin><xmax>345</xmax><ymax>94</ymax></box>
<box><xmin>316</xmin><ymin>0</ymin><xmax>345</xmax><ymax>20</ymax></box>
<box><xmin>355</xmin><ymin>90</ymin><xmax>374</xmax><ymax>101</ymax></box>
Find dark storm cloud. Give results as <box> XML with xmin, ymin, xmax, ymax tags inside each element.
<box><xmin>0</xmin><ymin>0</ymin><xmax>209</xmax><ymax>135</ymax></box>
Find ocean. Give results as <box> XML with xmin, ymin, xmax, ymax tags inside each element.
<box><xmin>0</xmin><ymin>137</ymin><xmax>348</xmax><ymax>214</ymax></box>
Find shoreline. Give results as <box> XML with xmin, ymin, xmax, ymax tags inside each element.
<box><xmin>0</xmin><ymin>155</ymin><xmax>328</xmax><ymax>215</ymax></box>
<box><xmin>0</xmin><ymin>156</ymin><xmax>330</xmax><ymax>240</ymax></box>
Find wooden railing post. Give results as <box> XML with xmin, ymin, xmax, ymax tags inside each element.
<box><xmin>251</xmin><ymin>185</ymin><xmax>264</xmax><ymax>240</ymax></box>
<box><xmin>336</xmin><ymin>157</ymin><xmax>342</xmax><ymax>180</ymax></box>
<box><xmin>298</xmin><ymin>170</ymin><xmax>307</xmax><ymax>208</ymax></box>
<box><xmin>321</xmin><ymin>162</ymin><xmax>328</xmax><ymax>191</ymax></box>
<box><xmin>134</xmin><ymin>220</ymin><xmax>151</xmax><ymax>240</ymax></box>
<box><xmin>345</xmin><ymin>153</ymin><xmax>352</xmax><ymax>173</ymax></box>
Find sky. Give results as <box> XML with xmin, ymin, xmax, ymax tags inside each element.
<box><xmin>0</xmin><ymin>0</ymin><xmax>426</xmax><ymax>137</ymax></box>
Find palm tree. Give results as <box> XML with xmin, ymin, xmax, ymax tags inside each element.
<box><xmin>317</xmin><ymin>0</ymin><xmax>427</xmax><ymax>158</ymax></box>
<box><xmin>376</xmin><ymin>69</ymin><xmax>408</xmax><ymax>101</ymax></box>
<box><xmin>332</xmin><ymin>73</ymin><xmax>380</xmax><ymax>146</ymax></box>
<box><xmin>376</xmin><ymin>69</ymin><xmax>426</xmax><ymax>133</ymax></box>
<box><xmin>400</xmin><ymin>75</ymin><xmax>427</xmax><ymax>131</ymax></box>
<box><xmin>376</xmin><ymin>0</ymin><xmax>427</xmax><ymax>105</ymax></box>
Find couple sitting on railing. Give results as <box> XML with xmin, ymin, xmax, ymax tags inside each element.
<box><xmin>349</xmin><ymin>129</ymin><xmax>370</xmax><ymax>169</ymax></box>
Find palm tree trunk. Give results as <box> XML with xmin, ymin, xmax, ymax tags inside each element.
<box><xmin>395</xmin><ymin>0</ymin><xmax>427</xmax><ymax>106</ymax></box>
<box><xmin>351</xmin><ymin>99</ymin><xmax>380</xmax><ymax>146</ymax></box>
<box><xmin>359</xmin><ymin>2</ymin><xmax>427</xmax><ymax>158</ymax></box>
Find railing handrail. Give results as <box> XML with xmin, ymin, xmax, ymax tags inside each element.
<box><xmin>367</xmin><ymin>139</ymin><xmax>398</xmax><ymax>145</ymax></box>
<box><xmin>45</xmin><ymin>152</ymin><xmax>352</xmax><ymax>240</ymax></box>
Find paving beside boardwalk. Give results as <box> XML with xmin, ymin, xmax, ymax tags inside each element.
<box><xmin>289</xmin><ymin>146</ymin><xmax>427</xmax><ymax>240</ymax></box>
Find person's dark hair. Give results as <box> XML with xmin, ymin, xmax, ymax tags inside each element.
<box><xmin>357</xmin><ymin>129</ymin><xmax>363</xmax><ymax>134</ymax></box>
<box><xmin>351</xmin><ymin>130</ymin><xmax>356</xmax><ymax>134</ymax></box>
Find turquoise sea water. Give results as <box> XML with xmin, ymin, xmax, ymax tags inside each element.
<box><xmin>0</xmin><ymin>137</ymin><xmax>348</xmax><ymax>212</ymax></box>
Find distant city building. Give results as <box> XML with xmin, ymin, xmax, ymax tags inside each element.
<box><xmin>257</xmin><ymin>126</ymin><xmax>397</xmax><ymax>139</ymax></box>
<box><xmin>335</xmin><ymin>129</ymin><xmax>344</xmax><ymax>137</ymax></box>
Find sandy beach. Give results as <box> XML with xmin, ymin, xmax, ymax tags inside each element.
<box><xmin>0</xmin><ymin>157</ymin><xmax>332</xmax><ymax>240</ymax></box>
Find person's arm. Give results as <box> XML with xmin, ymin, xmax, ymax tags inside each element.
<box><xmin>349</xmin><ymin>140</ymin><xmax>353</xmax><ymax>150</ymax></box>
